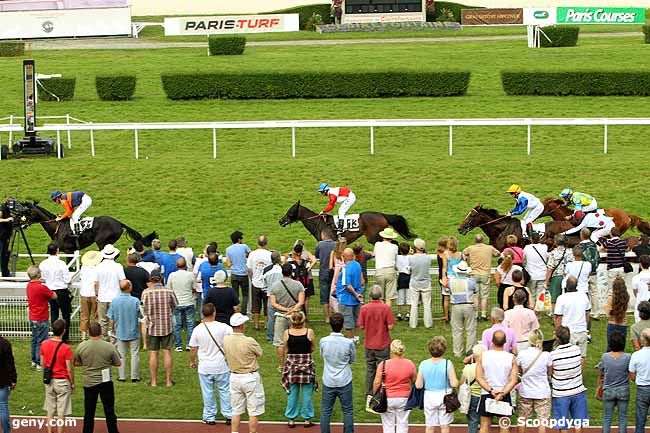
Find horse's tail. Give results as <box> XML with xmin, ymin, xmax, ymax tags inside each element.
<box><xmin>141</xmin><ymin>231</ymin><xmax>158</xmax><ymax>247</ymax></box>
<box><xmin>120</xmin><ymin>223</ymin><xmax>143</xmax><ymax>242</ymax></box>
<box><xmin>384</xmin><ymin>214</ymin><xmax>417</xmax><ymax>239</ymax></box>
<box><xmin>630</xmin><ymin>215</ymin><xmax>650</xmax><ymax>236</ymax></box>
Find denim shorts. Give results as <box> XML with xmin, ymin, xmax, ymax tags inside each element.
<box><xmin>551</xmin><ymin>391</ymin><xmax>589</xmax><ymax>429</ymax></box>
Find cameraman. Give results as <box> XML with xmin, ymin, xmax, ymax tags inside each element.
<box><xmin>0</xmin><ymin>198</ymin><xmax>13</xmax><ymax>277</ymax></box>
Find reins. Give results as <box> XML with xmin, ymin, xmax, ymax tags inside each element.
<box><xmin>477</xmin><ymin>215</ymin><xmax>510</xmax><ymax>227</ymax></box>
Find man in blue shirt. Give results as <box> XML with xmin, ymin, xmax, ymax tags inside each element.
<box><xmin>107</xmin><ymin>280</ymin><xmax>141</xmax><ymax>382</ymax></box>
<box><xmin>225</xmin><ymin>231</ymin><xmax>251</xmax><ymax>315</ymax></box>
<box><xmin>320</xmin><ymin>313</ymin><xmax>355</xmax><ymax>433</ymax></box>
<box><xmin>197</xmin><ymin>252</ymin><xmax>226</xmax><ymax>300</ymax></box>
<box><xmin>336</xmin><ymin>248</ymin><xmax>363</xmax><ymax>341</ymax></box>
<box><xmin>159</xmin><ymin>239</ymin><xmax>183</xmax><ymax>284</ymax></box>
<box><xmin>630</xmin><ymin>328</ymin><xmax>650</xmax><ymax>433</ymax></box>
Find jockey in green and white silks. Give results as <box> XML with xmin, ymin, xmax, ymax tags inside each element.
<box><xmin>559</xmin><ymin>188</ymin><xmax>598</xmax><ymax>215</ymax></box>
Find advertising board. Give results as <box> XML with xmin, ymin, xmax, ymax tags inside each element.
<box><xmin>164</xmin><ymin>14</ymin><xmax>300</xmax><ymax>35</ymax></box>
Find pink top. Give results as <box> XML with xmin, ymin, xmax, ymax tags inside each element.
<box><xmin>381</xmin><ymin>358</ymin><xmax>416</xmax><ymax>398</ymax></box>
<box><xmin>503</xmin><ymin>306</ymin><xmax>540</xmax><ymax>343</ymax></box>
<box><xmin>481</xmin><ymin>323</ymin><xmax>517</xmax><ymax>353</ymax></box>
<box><xmin>503</xmin><ymin>247</ymin><xmax>524</xmax><ymax>265</ymax></box>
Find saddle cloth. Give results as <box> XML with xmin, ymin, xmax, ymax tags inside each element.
<box><xmin>334</xmin><ymin>214</ymin><xmax>360</xmax><ymax>232</ymax></box>
<box><xmin>77</xmin><ymin>217</ymin><xmax>94</xmax><ymax>233</ymax></box>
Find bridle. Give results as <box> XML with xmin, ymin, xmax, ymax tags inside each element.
<box><xmin>462</xmin><ymin>208</ymin><xmax>509</xmax><ymax>229</ymax></box>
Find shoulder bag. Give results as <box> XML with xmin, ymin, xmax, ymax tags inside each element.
<box><xmin>458</xmin><ymin>373</ymin><xmax>475</xmax><ymax>414</ymax></box>
<box><xmin>280</xmin><ymin>280</ymin><xmax>303</xmax><ymax>312</ymax></box>
<box><xmin>443</xmin><ymin>360</ymin><xmax>461</xmax><ymax>413</ymax></box>
<box><xmin>203</xmin><ymin>322</ymin><xmax>226</xmax><ymax>358</ymax></box>
<box><xmin>43</xmin><ymin>341</ymin><xmax>64</xmax><ymax>385</ymax></box>
<box><xmin>369</xmin><ymin>360</ymin><xmax>388</xmax><ymax>413</ymax></box>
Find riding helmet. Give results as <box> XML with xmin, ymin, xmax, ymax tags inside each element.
<box><xmin>50</xmin><ymin>190</ymin><xmax>63</xmax><ymax>201</ymax></box>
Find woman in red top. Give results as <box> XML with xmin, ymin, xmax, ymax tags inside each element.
<box><xmin>502</xmin><ymin>235</ymin><xmax>524</xmax><ymax>265</ymax></box>
<box><xmin>372</xmin><ymin>340</ymin><xmax>417</xmax><ymax>433</ymax></box>
<box><xmin>40</xmin><ymin>319</ymin><xmax>74</xmax><ymax>432</ymax></box>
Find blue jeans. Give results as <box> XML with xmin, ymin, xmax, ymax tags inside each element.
<box><xmin>602</xmin><ymin>385</ymin><xmax>629</xmax><ymax>433</ymax></box>
<box><xmin>320</xmin><ymin>382</ymin><xmax>353</xmax><ymax>433</ymax></box>
<box><xmin>173</xmin><ymin>305</ymin><xmax>195</xmax><ymax>349</ymax></box>
<box><xmin>30</xmin><ymin>320</ymin><xmax>49</xmax><ymax>364</ymax></box>
<box><xmin>467</xmin><ymin>395</ymin><xmax>480</xmax><ymax>433</ymax></box>
<box><xmin>635</xmin><ymin>385</ymin><xmax>650</xmax><ymax>433</ymax></box>
<box><xmin>286</xmin><ymin>383</ymin><xmax>314</xmax><ymax>421</ymax></box>
<box><xmin>0</xmin><ymin>386</ymin><xmax>10</xmax><ymax>433</ymax></box>
<box><xmin>198</xmin><ymin>372</ymin><xmax>232</xmax><ymax>422</ymax></box>
<box><xmin>266</xmin><ymin>302</ymin><xmax>276</xmax><ymax>342</ymax></box>
<box><xmin>551</xmin><ymin>391</ymin><xmax>589</xmax><ymax>430</ymax></box>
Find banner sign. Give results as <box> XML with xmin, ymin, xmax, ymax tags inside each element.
<box><xmin>523</xmin><ymin>8</ymin><xmax>557</xmax><ymax>26</ymax></box>
<box><xmin>23</xmin><ymin>60</ymin><xmax>36</xmax><ymax>135</ymax></box>
<box><xmin>557</xmin><ymin>7</ymin><xmax>646</xmax><ymax>24</ymax></box>
<box><xmin>461</xmin><ymin>8</ymin><xmax>523</xmax><ymax>25</ymax></box>
<box><xmin>164</xmin><ymin>14</ymin><xmax>299</xmax><ymax>35</ymax></box>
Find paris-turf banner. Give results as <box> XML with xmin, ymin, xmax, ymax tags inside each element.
<box><xmin>556</xmin><ymin>7</ymin><xmax>646</xmax><ymax>24</ymax></box>
<box><xmin>164</xmin><ymin>14</ymin><xmax>299</xmax><ymax>35</ymax></box>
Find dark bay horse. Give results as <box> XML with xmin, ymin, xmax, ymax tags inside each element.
<box><xmin>541</xmin><ymin>197</ymin><xmax>650</xmax><ymax>236</ymax></box>
<box><xmin>279</xmin><ymin>201</ymin><xmax>416</xmax><ymax>244</ymax></box>
<box><xmin>458</xmin><ymin>205</ymin><xmax>574</xmax><ymax>250</ymax></box>
<box><xmin>20</xmin><ymin>201</ymin><xmax>157</xmax><ymax>253</ymax></box>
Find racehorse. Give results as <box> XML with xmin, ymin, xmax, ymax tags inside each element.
<box><xmin>279</xmin><ymin>201</ymin><xmax>416</xmax><ymax>244</ymax></box>
<box><xmin>19</xmin><ymin>201</ymin><xmax>157</xmax><ymax>254</ymax></box>
<box><xmin>458</xmin><ymin>205</ymin><xmax>574</xmax><ymax>250</ymax></box>
<box><xmin>541</xmin><ymin>198</ymin><xmax>650</xmax><ymax>236</ymax></box>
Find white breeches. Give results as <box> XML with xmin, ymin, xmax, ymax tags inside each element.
<box><xmin>71</xmin><ymin>195</ymin><xmax>92</xmax><ymax>227</ymax></box>
<box><xmin>338</xmin><ymin>192</ymin><xmax>356</xmax><ymax>219</ymax></box>
<box><xmin>590</xmin><ymin>221</ymin><xmax>615</xmax><ymax>243</ymax></box>
<box><xmin>579</xmin><ymin>201</ymin><xmax>598</xmax><ymax>213</ymax></box>
<box><xmin>520</xmin><ymin>203</ymin><xmax>545</xmax><ymax>232</ymax></box>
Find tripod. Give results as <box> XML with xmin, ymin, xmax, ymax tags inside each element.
<box><xmin>9</xmin><ymin>224</ymin><xmax>35</xmax><ymax>276</ymax></box>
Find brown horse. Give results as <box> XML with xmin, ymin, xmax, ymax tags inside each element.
<box><xmin>279</xmin><ymin>201</ymin><xmax>416</xmax><ymax>244</ymax></box>
<box><xmin>541</xmin><ymin>197</ymin><xmax>650</xmax><ymax>236</ymax></box>
<box><xmin>458</xmin><ymin>205</ymin><xmax>575</xmax><ymax>250</ymax></box>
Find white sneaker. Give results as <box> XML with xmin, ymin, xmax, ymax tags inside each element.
<box><xmin>352</xmin><ymin>336</ymin><xmax>360</xmax><ymax>344</ymax></box>
<box><xmin>36</xmin><ymin>365</ymin><xmax>42</xmax><ymax>371</ymax></box>
<box><xmin>175</xmin><ymin>347</ymin><xmax>183</xmax><ymax>353</ymax></box>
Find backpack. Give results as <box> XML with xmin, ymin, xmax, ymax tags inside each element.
<box><xmin>579</xmin><ymin>242</ymin><xmax>600</xmax><ymax>275</ymax></box>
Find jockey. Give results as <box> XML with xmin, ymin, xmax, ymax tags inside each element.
<box><xmin>562</xmin><ymin>210</ymin><xmax>615</xmax><ymax>243</ymax></box>
<box><xmin>317</xmin><ymin>183</ymin><xmax>356</xmax><ymax>231</ymax></box>
<box><xmin>559</xmin><ymin>188</ymin><xmax>598</xmax><ymax>217</ymax></box>
<box><xmin>505</xmin><ymin>184</ymin><xmax>544</xmax><ymax>239</ymax></box>
<box><xmin>50</xmin><ymin>190</ymin><xmax>92</xmax><ymax>235</ymax></box>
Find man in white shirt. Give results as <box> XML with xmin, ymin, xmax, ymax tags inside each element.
<box><xmin>633</xmin><ymin>255</ymin><xmax>650</xmax><ymax>323</ymax></box>
<box><xmin>247</xmin><ymin>235</ymin><xmax>272</xmax><ymax>331</ymax></box>
<box><xmin>176</xmin><ymin>236</ymin><xmax>194</xmax><ymax>272</ymax></box>
<box><xmin>522</xmin><ymin>233</ymin><xmax>548</xmax><ymax>303</ymax></box>
<box><xmin>189</xmin><ymin>302</ymin><xmax>233</xmax><ymax>426</ymax></box>
<box><xmin>39</xmin><ymin>243</ymin><xmax>72</xmax><ymax>342</ymax></box>
<box><xmin>79</xmin><ymin>250</ymin><xmax>102</xmax><ymax>341</ymax></box>
<box><xmin>95</xmin><ymin>244</ymin><xmax>126</xmax><ymax>339</ymax></box>
<box><xmin>168</xmin><ymin>257</ymin><xmax>196</xmax><ymax>352</ymax></box>
<box><xmin>554</xmin><ymin>276</ymin><xmax>591</xmax><ymax>357</ymax></box>
<box><xmin>373</xmin><ymin>228</ymin><xmax>399</xmax><ymax>307</ymax></box>
<box><xmin>262</xmin><ymin>251</ymin><xmax>283</xmax><ymax>343</ymax></box>
<box><xmin>562</xmin><ymin>247</ymin><xmax>591</xmax><ymax>294</ymax></box>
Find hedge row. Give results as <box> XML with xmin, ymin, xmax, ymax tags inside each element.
<box><xmin>208</xmin><ymin>36</ymin><xmax>246</xmax><ymax>55</ymax></box>
<box><xmin>95</xmin><ymin>75</ymin><xmax>136</xmax><ymax>100</ymax></box>
<box><xmin>539</xmin><ymin>25</ymin><xmax>580</xmax><ymax>48</ymax></box>
<box><xmin>161</xmin><ymin>72</ymin><xmax>470</xmax><ymax>100</ymax></box>
<box><xmin>39</xmin><ymin>78</ymin><xmax>76</xmax><ymax>101</ymax></box>
<box><xmin>0</xmin><ymin>42</ymin><xmax>24</xmax><ymax>57</ymax></box>
<box><xmin>501</xmin><ymin>72</ymin><xmax>650</xmax><ymax>96</ymax></box>
<box><xmin>644</xmin><ymin>25</ymin><xmax>650</xmax><ymax>44</ymax></box>
<box><xmin>274</xmin><ymin>4</ymin><xmax>333</xmax><ymax>29</ymax></box>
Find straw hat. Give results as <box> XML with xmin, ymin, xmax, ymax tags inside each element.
<box><xmin>453</xmin><ymin>260</ymin><xmax>472</xmax><ymax>274</ymax></box>
<box><xmin>101</xmin><ymin>244</ymin><xmax>120</xmax><ymax>260</ymax></box>
<box><xmin>379</xmin><ymin>227</ymin><xmax>398</xmax><ymax>239</ymax></box>
<box><xmin>81</xmin><ymin>250</ymin><xmax>102</xmax><ymax>266</ymax></box>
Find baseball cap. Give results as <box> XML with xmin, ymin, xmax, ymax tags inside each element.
<box><xmin>230</xmin><ymin>313</ymin><xmax>249</xmax><ymax>327</ymax></box>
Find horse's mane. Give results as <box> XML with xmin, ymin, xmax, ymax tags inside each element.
<box><xmin>542</xmin><ymin>197</ymin><xmax>565</xmax><ymax>207</ymax></box>
<box><xmin>21</xmin><ymin>200</ymin><xmax>55</xmax><ymax>218</ymax></box>
<box><xmin>478</xmin><ymin>206</ymin><xmax>504</xmax><ymax>219</ymax></box>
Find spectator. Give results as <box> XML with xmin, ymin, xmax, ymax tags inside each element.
<box><xmin>416</xmin><ymin>336</ymin><xmax>459</xmax><ymax>433</ymax></box>
<box><xmin>269</xmin><ymin>263</ymin><xmax>305</xmax><ymax>370</ymax></box>
<box><xmin>545</xmin><ymin>234</ymin><xmax>574</xmax><ymax>314</ymax></box>
<box><xmin>373</xmin><ymin>339</ymin><xmax>416</xmax><ymax>433</ymax></box>
<box><xmin>336</xmin><ymin>248</ymin><xmax>363</xmax><ymax>341</ymax></box>
<box><xmin>39</xmin><ymin>243</ymin><xmax>72</xmax><ymax>342</ymax></box>
<box><xmin>0</xmin><ymin>333</ymin><xmax>16</xmax><ymax>433</ymax></box>
<box><xmin>287</xmin><ymin>240</ymin><xmax>316</xmax><ymax>311</ymax></box>
<box><xmin>320</xmin><ymin>313</ymin><xmax>355</xmax><ymax>433</ymax></box>
<box><xmin>197</xmin><ymin>252</ymin><xmax>226</xmax><ymax>302</ymax></box>
<box><xmin>522</xmin><ymin>233</ymin><xmax>548</xmax><ymax>305</ymax></box>
<box><xmin>225</xmin><ymin>231</ymin><xmax>251</xmax><ymax>316</ymax></box>
<box><xmin>193</xmin><ymin>243</ymin><xmax>217</xmax><ymax>315</ymax></box>
<box><xmin>175</xmin><ymin>236</ymin><xmax>194</xmax><ymax>272</ymax></box>
<box><xmin>504</xmin><ymin>289</ymin><xmax>539</xmax><ymax>352</ymax></box>
<box><xmin>96</xmin><ymin>244</ymin><xmax>126</xmax><ymax>340</ymax></box>
<box><xmin>503</xmin><ymin>234</ymin><xmax>524</xmax><ymax>266</ymax></box>
<box><xmin>633</xmin><ymin>235</ymin><xmax>650</xmax><ymax>258</ymax></box>
<box><xmin>599</xmin><ymin>331</ymin><xmax>631</xmax><ymax>433</ymax></box>
<box><xmin>481</xmin><ymin>308</ymin><xmax>517</xmax><ymax>354</ymax></box>
<box><xmin>107</xmin><ymin>280</ymin><xmax>141</xmax><ymax>383</ymax></box>
<box><xmin>502</xmin><ymin>270</ymin><xmax>531</xmax><ymax>311</ymax></box>
<box><xmin>205</xmin><ymin>270</ymin><xmax>240</xmax><ymax>325</ymax></box>
<box><xmin>141</xmin><ymin>269</ymin><xmax>177</xmax><ymax>387</ymax></box>
<box><xmin>460</xmin><ymin>344</ymin><xmax>486</xmax><ymax>433</ymax></box>
<box><xmin>563</xmin><ymin>246</ymin><xmax>591</xmax><ymax>295</ymax></box>
<box><xmin>448</xmin><ymin>261</ymin><xmax>477</xmax><ymax>358</ymax></box>
<box><xmin>494</xmin><ymin>251</ymin><xmax>523</xmax><ymax>310</ymax></box>
<box><xmin>189</xmin><ymin>303</ymin><xmax>233</xmax><ymax>426</ymax></box>
<box><xmin>577</xmin><ymin>228</ymin><xmax>601</xmax><ymax>319</ymax></box>
<box><xmin>329</xmin><ymin>239</ymin><xmax>347</xmax><ymax>312</ymax></box>
<box><xmin>442</xmin><ymin>237</ymin><xmax>463</xmax><ymax>322</ymax></box>
<box><xmin>248</xmin><ymin>235</ymin><xmax>272</xmax><ymax>331</ymax></box>
<box><xmin>0</xmin><ymin>199</ymin><xmax>12</xmax><ymax>278</ymax></box>
<box><xmin>40</xmin><ymin>319</ymin><xmax>74</xmax><ymax>433</ymax></box>
<box><xmin>516</xmin><ymin>329</ymin><xmax>551</xmax><ymax>433</ymax></box>
<box><xmin>352</xmin><ymin>243</ymin><xmax>373</xmax><ymax>293</ymax></box>
<box><xmin>632</xmin><ymin>255</ymin><xmax>650</xmax><ymax>323</ymax></box>
<box><xmin>315</xmin><ymin>230</ymin><xmax>336</xmax><ymax>323</ymax></box>
<box><xmin>281</xmin><ymin>311</ymin><xmax>316</xmax><ymax>428</ymax></box>
<box><xmin>554</xmin><ymin>276</ymin><xmax>591</xmax><ymax>357</ymax></box>
<box><xmin>436</xmin><ymin>237</ymin><xmax>449</xmax><ymax>322</ymax></box>
<box><xmin>463</xmin><ymin>234</ymin><xmax>500</xmax><ymax>322</ymax></box>
<box><xmin>358</xmin><ymin>285</ymin><xmax>395</xmax><ymax>411</ymax></box>
<box><xmin>123</xmin><ymin>253</ymin><xmax>149</xmax><ymax>301</ymax></box>
<box><xmin>159</xmin><ymin>239</ymin><xmax>183</xmax><ymax>284</ymax></box>
<box><xmin>396</xmin><ymin>242</ymin><xmax>411</xmax><ymax>321</ymax></box>
<box><xmin>147</xmin><ymin>238</ymin><xmax>164</xmax><ymax>265</ymax></box>
<box><xmin>630</xmin><ymin>328</ymin><xmax>650</xmax><ymax>433</ymax></box>
<box><xmin>79</xmin><ymin>251</ymin><xmax>101</xmax><ymax>341</ymax></box>
<box><xmin>26</xmin><ymin>265</ymin><xmax>56</xmax><ymax>369</ymax></box>
<box><xmin>605</xmin><ymin>277</ymin><xmax>630</xmax><ymax>351</ymax></box>
<box><xmin>263</xmin><ymin>251</ymin><xmax>283</xmax><ymax>343</ymax></box>
<box><xmin>223</xmin><ymin>313</ymin><xmax>265</xmax><ymax>433</ymax></box>
<box><xmin>408</xmin><ymin>238</ymin><xmax>434</xmax><ymax>329</ymax></box>
<box><xmin>631</xmin><ymin>301</ymin><xmax>650</xmax><ymax>351</ymax></box>
<box><xmin>601</xmin><ymin>227</ymin><xmax>628</xmax><ymax>298</ymax></box>
<box><xmin>374</xmin><ymin>228</ymin><xmax>399</xmax><ymax>307</ymax></box>
<box><xmin>476</xmin><ymin>330</ymin><xmax>518</xmax><ymax>433</ymax></box>
<box><xmin>74</xmin><ymin>322</ymin><xmax>121</xmax><ymax>433</ymax></box>
<box><xmin>169</xmin><ymin>257</ymin><xmax>196</xmax><ymax>352</ymax></box>
<box><xmin>132</xmin><ymin>240</ymin><xmax>158</xmax><ymax>273</ymax></box>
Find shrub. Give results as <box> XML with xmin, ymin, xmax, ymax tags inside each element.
<box><xmin>643</xmin><ymin>25</ymin><xmax>650</xmax><ymax>44</ymax></box>
<box><xmin>305</xmin><ymin>12</ymin><xmax>324</xmax><ymax>31</ymax></box>
<box><xmin>95</xmin><ymin>75</ymin><xmax>136</xmax><ymax>100</ymax></box>
<box><xmin>539</xmin><ymin>25</ymin><xmax>580</xmax><ymax>48</ymax></box>
<box><xmin>273</xmin><ymin>4</ymin><xmax>333</xmax><ymax>29</ymax></box>
<box><xmin>427</xmin><ymin>1</ymin><xmax>480</xmax><ymax>22</ymax></box>
<box><xmin>501</xmin><ymin>71</ymin><xmax>650</xmax><ymax>96</ymax></box>
<box><xmin>0</xmin><ymin>42</ymin><xmax>25</xmax><ymax>57</ymax></box>
<box><xmin>208</xmin><ymin>36</ymin><xmax>246</xmax><ymax>55</ymax></box>
<box><xmin>437</xmin><ymin>7</ymin><xmax>456</xmax><ymax>22</ymax></box>
<box><xmin>161</xmin><ymin>71</ymin><xmax>471</xmax><ymax>100</ymax></box>
<box><xmin>39</xmin><ymin>78</ymin><xmax>76</xmax><ymax>101</ymax></box>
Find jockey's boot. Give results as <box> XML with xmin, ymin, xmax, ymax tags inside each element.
<box><xmin>525</xmin><ymin>223</ymin><xmax>533</xmax><ymax>240</ymax></box>
<box><xmin>336</xmin><ymin>219</ymin><xmax>345</xmax><ymax>235</ymax></box>
<box><xmin>71</xmin><ymin>223</ymin><xmax>81</xmax><ymax>237</ymax></box>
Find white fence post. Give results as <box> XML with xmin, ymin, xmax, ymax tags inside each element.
<box><xmin>212</xmin><ymin>128</ymin><xmax>217</xmax><ymax>160</ymax></box>
<box><xmin>527</xmin><ymin>123</ymin><xmax>531</xmax><ymax>155</ymax></box>
<box><xmin>66</xmin><ymin>114</ymin><xmax>72</xmax><ymax>149</ymax></box>
<box><xmin>448</xmin><ymin>125</ymin><xmax>453</xmax><ymax>156</ymax></box>
<box><xmin>370</xmin><ymin>126</ymin><xmax>374</xmax><ymax>155</ymax></box>
<box><xmin>134</xmin><ymin>129</ymin><xmax>139</xmax><ymax>160</ymax></box>
<box><xmin>56</xmin><ymin>130</ymin><xmax>61</xmax><ymax>159</ymax></box>
<box><xmin>291</xmin><ymin>127</ymin><xmax>296</xmax><ymax>158</ymax></box>
<box><xmin>90</xmin><ymin>128</ymin><xmax>95</xmax><ymax>157</ymax></box>
<box><xmin>604</xmin><ymin>123</ymin><xmax>608</xmax><ymax>154</ymax></box>
<box><xmin>8</xmin><ymin>115</ymin><xmax>13</xmax><ymax>148</ymax></box>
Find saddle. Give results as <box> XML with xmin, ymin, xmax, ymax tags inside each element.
<box><xmin>333</xmin><ymin>214</ymin><xmax>360</xmax><ymax>232</ymax></box>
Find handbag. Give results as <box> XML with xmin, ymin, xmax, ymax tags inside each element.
<box><xmin>405</xmin><ymin>384</ymin><xmax>424</xmax><ymax>410</ymax></box>
<box><xmin>369</xmin><ymin>361</ymin><xmax>388</xmax><ymax>413</ymax></box>
<box><xmin>43</xmin><ymin>341</ymin><xmax>64</xmax><ymax>385</ymax></box>
<box><xmin>458</xmin><ymin>376</ymin><xmax>475</xmax><ymax>414</ymax></box>
<box><xmin>443</xmin><ymin>360</ymin><xmax>461</xmax><ymax>413</ymax></box>
<box><xmin>485</xmin><ymin>397</ymin><xmax>514</xmax><ymax>416</ymax></box>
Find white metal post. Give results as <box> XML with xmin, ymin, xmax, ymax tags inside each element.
<box><xmin>56</xmin><ymin>130</ymin><xmax>61</xmax><ymax>159</ymax></box>
<box><xmin>604</xmin><ymin>124</ymin><xmax>608</xmax><ymax>154</ymax></box>
<box><xmin>449</xmin><ymin>125</ymin><xmax>453</xmax><ymax>156</ymax></box>
<box><xmin>370</xmin><ymin>126</ymin><xmax>374</xmax><ymax>155</ymax></box>
<box><xmin>134</xmin><ymin>129</ymin><xmax>139</xmax><ymax>160</ymax></box>
<box><xmin>291</xmin><ymin>127</ymin><xmax>296</xmax><ymax>158</ymax></box>
<box><xmin>212</xmin><ymin>128</ymin><xmax>217</xmax><ymax>159</ymax></box>
<box><xmin>66</xmin><ymin>114</ymin><xmax>71</xmax><ymax>149</ymax></box>
<box><xmin>527</xmin><ymin>123</ymin><xmax>531</xmax><ymax>155</ymax></box>
<box><xmin>8</xmin><ymin>115</ymin><xmax>13</xmax><ymax>148</ymax></box>
<box><xmin>90</xmin><ymin>128</ymin><xmax>95</xmax><ymax>157</ymax></box>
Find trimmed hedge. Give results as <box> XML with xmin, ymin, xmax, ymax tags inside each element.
<box><xmin>0</xmin><ymin>42</ymin><xmax>25</xmax><ymax>57</ymax></box>
<box><xmin>274</xmin><ymin>4</ymin><xmax>333</xmax><ymax>29</ymax></box>
<box><xmin>95</xmin><ymin>75</ymin><xmax>136</xmax><ymax>101</ymax></box>
<box><xmin>161</xmin><ymin>72</ymin><xmax>471</xmax><ymax>100</ymax></box>
<box><xmin>39</xmin><ymin>78</ymin><xmax>76</xmax><ymax>101</ymax></box>
<box><xmin>643</xmin><ymin>25</ymin><xmax>650</xmax><ymax>44</ymax></box>
<box><xmin>208</xmin><ymin>36</ymin><xmax>246</xmax><ymax>55</ymax></box>
<box><xmin>501</xmin><ymin>71</ymin><xmax>650</xmax><ymax>96</ymax></box>
<box><xmin>427</xmin><ymin>2</ymin><xmax>480</xmax><ymax>23</ymax></box>
<box><xmin>539</xmin><ymin>25</ymin><xmax>580</xmax><ymax>48</ymax></box>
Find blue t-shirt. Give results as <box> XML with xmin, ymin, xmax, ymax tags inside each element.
<box><xmin>226</xmin><ymin>243</ymin><xmax>251</xmax><ymax>276</ymax></box>
<box><xmin>419</xmin><ymin>358</ymin><xmax>451</xmax><ymax>392</ymax></box>
<box><xmin>198</xmin><ymin>261</ymin><xmax>226</xmax><ymax>297</ymax></box>
<box><xmin>152</xmin><ymin>250</ymin><xmax>164</xmax><ymax>265</ymax></box>
<box><xmin>336</xmin><ymin>260</ymin><xmax>362</xmax><ymax>306</ymax></box>
<box><xmin>159</xmin><ymin>252</ymin><xmax>183</xmax><ymax>284</ymax></box>
<box><xmin>107</xmin><ymin>293</ymin><xmax>141</xmax><ymax>341</ymax></box>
